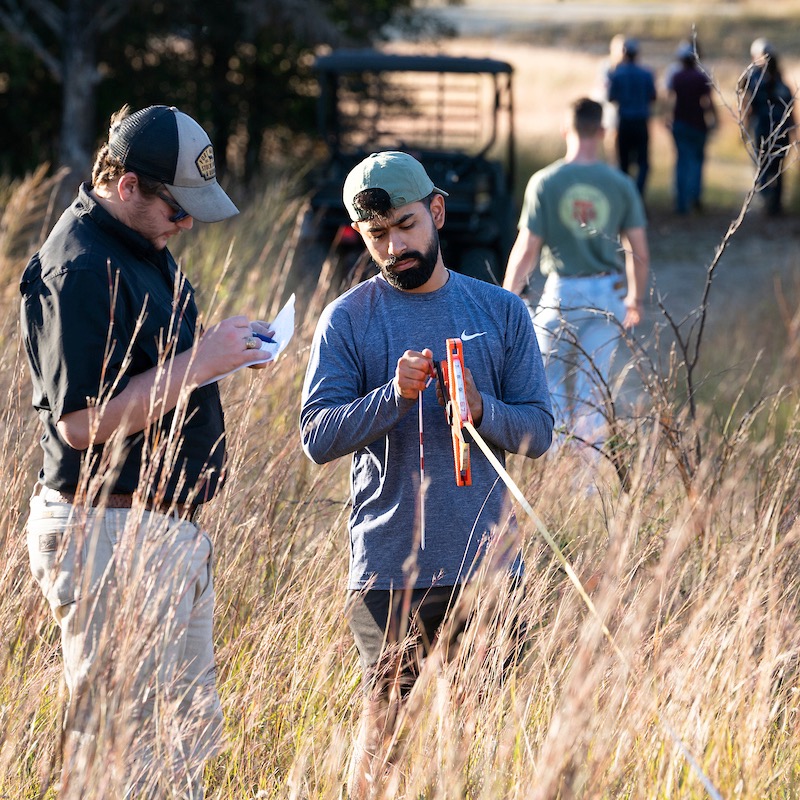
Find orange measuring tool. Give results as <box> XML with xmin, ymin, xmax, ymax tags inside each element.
<box><xmin>438</xmin><ymin>337</ymin><xmax>473</xmax><ymax>486</ymax></box>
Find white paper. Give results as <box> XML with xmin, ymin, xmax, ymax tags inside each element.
<box><xmin>202</xmin><ymin>293</ymin><xmax>296</xmax><ymax>386</ymax></box>
<box><xmin>255</xmin><ymin>292</ymin><xmax>295</xmax><ymax>361</ymax></box>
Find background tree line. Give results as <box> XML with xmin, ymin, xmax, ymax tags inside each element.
<box><xmin>0</xmin><ymin>0</ymin><xmax>456</xmax><ymax>185</ymax></box>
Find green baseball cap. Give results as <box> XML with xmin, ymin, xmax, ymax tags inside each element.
<box><xmin>343</xmin><ymin>151</ymin><xmax>448</xmax><ymax>222</ymax></box>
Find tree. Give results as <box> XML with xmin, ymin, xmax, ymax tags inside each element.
<box><xmin>0</xmin><ymin>0</ymin><xmax>458</xmax><ymax>185</ymax></box>
<box><xmin>0</xmin><ymin>0</ymin><xmax>134</xmax><ymax>179</ymax></box>
<box><xmin>0</xmin><ymin>29</ymin><xmax>61</xmax><ymax>176</ymax></box>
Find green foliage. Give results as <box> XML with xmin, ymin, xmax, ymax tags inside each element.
<box><xmin>0</xmin><ymin>32</ymin><xmax>61</xmax><ymax>175</ymax></box>
<box><xmin>0</xmin><ymin>0</ymin><xmax>443</xmax><ymax>180</ymax></box>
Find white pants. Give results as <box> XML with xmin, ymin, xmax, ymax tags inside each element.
<box><xmin>26</xmin><ymin>486</ymin><xmax>222</xmax><ymax>799</ymax></box>
<box><xmin>530</xmin><ymin>272</ymin><xmax>627</xmax><ymax>446</ymax></box>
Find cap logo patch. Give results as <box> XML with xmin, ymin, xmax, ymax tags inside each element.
<box><xmin>196</xmin><ymin>145</ymin><xmax>216</xmax><ymax>181</ymax></box>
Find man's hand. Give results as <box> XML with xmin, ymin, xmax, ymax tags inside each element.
<box><xmin>622</xmin><ymin>300</ymin><xmax>643</xmax><ymax>329</ymax></box>
<box><xmin>394</xmin><ymin>348</ymin><xmax>434</xmax><ymax>400</ymax></box>
<box><xmin>433</xmin><ymin>363</ymin><xmax>483</xmax><ymax>426</ymax></box>
<box><xmin>247</xmin><ymin>320</ymin><xmax>276</xmax><ymax>371</ymax></box>
<box><xmin>462</xmin><ymin>367</ymin><xmax>483</xmax><ymax>426</ymax></box>
<box><xmin>194</xmin><ymin>315</ymin><xmax>272</xmax><ymax>383</ymax></box>
<box><xmin>250</xmin><ymin>320</ymin><xmax>275</xmax><ymax>340</ymax></box>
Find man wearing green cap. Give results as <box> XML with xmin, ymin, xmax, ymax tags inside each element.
<box><xmin>20</xmin><ymin>104</ymin><xmax>272</xmax><ymax>797</ymax></box>
<box><xmin>300</xmin><ymin>150</ymin><xmax>553</xmax><ymax>797</ymax></box>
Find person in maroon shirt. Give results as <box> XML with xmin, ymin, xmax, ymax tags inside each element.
<box><xmin>665</xmin><ymin>42</ymin><xmax>718</xmax><ymax>214</ymax></box>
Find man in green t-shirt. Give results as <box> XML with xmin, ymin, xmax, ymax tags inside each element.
<box><xmin>503</xmin><ymin>97</ymin><xmax>649</xmax><ymax>447</ymax></box>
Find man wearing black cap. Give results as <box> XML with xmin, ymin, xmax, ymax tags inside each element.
<box><xmin>20</xmin><ymin>105</ymin><xmax>270</xmax><ymax>797</ymax></box>
<box><xmin>300</xmin><ymin>151</ymin><xmax>553</xmax><ymax>798</ymax></box>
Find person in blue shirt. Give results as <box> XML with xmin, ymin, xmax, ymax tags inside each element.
<box><xmin>300</xmin><ymin>151</ymin><xmax>553</xmax><ymax>798</ymax></box>
<box><xmin>608</xmin><ymin>38</ymin><xmax>657</xmax><ymax>196</ymax></box>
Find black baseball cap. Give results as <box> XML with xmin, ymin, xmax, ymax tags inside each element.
<box><xmin>108</xmin><ymin>105</ymin><xmax>238</xmax><ymax>223</ymax></box>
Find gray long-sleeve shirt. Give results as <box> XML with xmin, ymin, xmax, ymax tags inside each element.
<box><xmin>300</xmin><ymin>270</ymin><xmax>553</xmax><ymax>590</ymax></box>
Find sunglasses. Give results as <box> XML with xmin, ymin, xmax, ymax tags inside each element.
<box><xmin>156</xmin><ymin>190</ymin><xmax>191</xmax><ymax>223</ymax></box>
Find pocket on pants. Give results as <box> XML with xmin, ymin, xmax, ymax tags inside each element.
<box><xmin>26</xmin><ymin>497</ymin><xmax>81</xmax><ymax>612</ymax></box>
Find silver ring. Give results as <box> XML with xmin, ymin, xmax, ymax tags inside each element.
<box><xmin>244</xmin><ymin>337</ymin><xmax>259</xmax><ymax>350</ymax></box>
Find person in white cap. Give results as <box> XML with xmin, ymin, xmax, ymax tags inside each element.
<box><xmin>19</xmin><ymin>104</ymin><xmax>272</xmax><ymax>797</ymax></box>
<box><xmin>739</xmin><ymin>39</ymin><xmax>796</xmax><ymax>216</ymax></box>
<box><xmin>300</xmin><ymin>150</ymin><xmax>553</xmax><ymax>798</ymax></box>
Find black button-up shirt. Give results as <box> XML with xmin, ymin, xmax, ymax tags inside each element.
<box><xmin>20</xmin><ymin>183</ymin><xmax>225</xmax><ymax>505</ymax></box>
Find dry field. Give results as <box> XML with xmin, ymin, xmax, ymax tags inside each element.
<box><xmin>1</xmin><ymin>11</ymin><xmax>800</xmax><ymax>797</ymax></box>
<box><xmin>0</xmin><ymin>166</ymin><xmax>799</xmax><ymax>799</ymax></box>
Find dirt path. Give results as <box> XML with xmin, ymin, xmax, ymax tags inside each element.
<box><xmin>644</xmin><ymin>209</ymin><xmax>800</xmax><ymax>337</ymax></box>
<box><xmin>430</xmin><ymin>1</ymin><xmax>755</xmax><ymax>37</ymax></box>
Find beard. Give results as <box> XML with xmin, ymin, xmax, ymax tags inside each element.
<box><xmin>377</xmin><ymin>230</ymin><xmax>440</xmax><ymax>291</ymax></box>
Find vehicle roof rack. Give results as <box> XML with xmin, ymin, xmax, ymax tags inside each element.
<box><xmin>314</xmin><ymin>49</ymin><xmax>513</xmax><ymax>76</ymax></box>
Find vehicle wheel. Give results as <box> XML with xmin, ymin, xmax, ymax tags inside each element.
<box><xmin>459</xmin><ymin>248</ymin><xmax>500</xmax><ymax>284</ymax></box>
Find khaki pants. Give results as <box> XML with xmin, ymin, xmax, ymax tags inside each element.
<box><xmin>26</xmin><ymin>486</ymin><xmax>222</xmax><ymax>799</ymax></box>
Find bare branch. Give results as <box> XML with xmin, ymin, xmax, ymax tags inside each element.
<box><xmin>85</xmin><ymin>0</ymin><xmax>134</xmax><ymax>38</ymax></box>
<box><xmin>0</xmin><ymin>0</ymin><xmax>64</xmax><ymax>36</ymax></box>
<box><xmin>0</xmin><ymin>0</ymin><xmax>63</xmax><ymax>81</ymax></box>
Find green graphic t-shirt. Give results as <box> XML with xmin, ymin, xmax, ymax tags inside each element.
<box><xmin>518</xmin><ymin>160</ymin><xmax>646</xmax><ymax>277</ymax></box>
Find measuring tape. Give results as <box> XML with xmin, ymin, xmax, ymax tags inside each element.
<box><xmin>420</xmin><ymin>337</ymin><xmax>723</xmax><ymax>799</ymax></box>
<box><xmin>440</xmin><ymin>337</ymin><xmax>473</xmax><ymax>486</ymax></box>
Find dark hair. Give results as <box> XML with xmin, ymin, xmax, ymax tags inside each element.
<box><xmin>765</xmin><ymin>53</ymin><xmax>784</xmax><ymax>81</ymax></box>
<box><xmin>90</xmin><ymin>104</ymin><xmax>159</xmax><ymax>197</ymax></box>
<box><xmin>572</xmin><ymin>98</ymin><xmax>604</xmax><ymax>137</ymax></box>
<box><xmin>351</xmin><ymin>187</ymin><xmax>434</xmax><ymax>222</ymax></box>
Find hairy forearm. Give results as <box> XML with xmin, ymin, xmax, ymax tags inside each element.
<box><xmin>622</xmin><ymin>228</ymin><xmax>649</xmax><ymax>306</ymax></box>
<box><xmin>57</xmin><ymin>348</ymin><xmax>202</xmax><ymax>450</ymax></box>
<box><xmin>503</xmin><ymin>230</ymin><xmax>542</xmax><ymax>295</ymax></box>
<box><xmin>57</xmin><ymin>314</ymin><xmax>268</xmax><ymax>451</ymax></box>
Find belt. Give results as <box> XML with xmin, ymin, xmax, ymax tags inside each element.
<box><xmin>39</xmin><ymin>486</ymin><xmax>199</xmax><ymax>521</ymax></box>
<box><xmin>557</xmin><ymin>271</ymin><xmax>618</xmax><ymax>279</ymax></box>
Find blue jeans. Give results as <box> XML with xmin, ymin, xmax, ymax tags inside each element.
<box><xmin>26</xmin><ymin>485</ymin><xmax>221</xmax><ymax>799</ymax></box>
<box><xmin>530</xmin><ymin>273</ymin><xmax>627</xmax><ymax>446</ymax></box>
<box><xmin>755</xmin><ymin>134</ymin><xmax>789</xmax><ymax>216</ymax></box>
<box><xmin>671</xmin><ymin>120</ymin><xmax>708</xmax><ymax>214</ymax></box>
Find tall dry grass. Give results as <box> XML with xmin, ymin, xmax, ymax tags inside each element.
<box><xmin>1</xmin><ymin>146</ymin><xmax>800</xmax><ymax>800</ymax></box>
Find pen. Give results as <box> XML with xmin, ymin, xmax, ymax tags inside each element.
<box><xmin>253</xmin><ymin>332</ymin><xmax>276</xmax><ymax>344</ymax></box>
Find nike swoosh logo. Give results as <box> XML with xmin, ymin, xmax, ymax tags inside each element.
<box><xmin>461</xmin><ymin>331</ymin><xmax>486</xmax><ymax>341</ymax></box>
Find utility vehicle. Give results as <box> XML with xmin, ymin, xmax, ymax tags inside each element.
<box><xmin>298</xmin><ymin>49</ymin><xmax>517</xmax><ymax>288</ymax></box>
